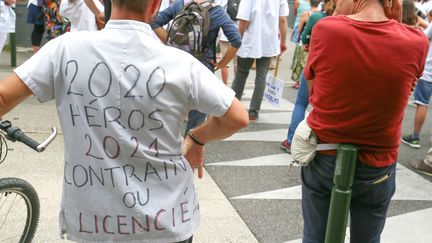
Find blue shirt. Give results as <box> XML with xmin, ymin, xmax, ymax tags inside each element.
<box><xmin>151</xmin><ymin>0</ymin><xmax>242</xmax><ymax>70</ymax></box>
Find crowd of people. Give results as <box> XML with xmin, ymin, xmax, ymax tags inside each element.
<box><xmin>0</xmin><ymin>0</ymin><xmax>431</xmax><ymax>242</ymax></box>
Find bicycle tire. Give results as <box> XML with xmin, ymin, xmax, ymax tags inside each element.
<box><xmin>0</xmin><ymin>177</ymin><xmax>40</xmax><ymax>243</ymax></box>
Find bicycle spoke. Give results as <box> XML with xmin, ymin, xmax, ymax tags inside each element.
<box><xmin>0</xmin><ymin>192</ymin><xmax>18</xmax><ymax>231</ymax></box>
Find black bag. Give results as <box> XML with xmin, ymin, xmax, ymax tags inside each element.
<box><xmin>227</xmin><ymin>0</ymin><xmax>241</xmax><ymax>20</ymax></box>
<box><xmin>167</xmin><ymin>0</ymin><xmax>216</xmax><ymax>59</ymax></box>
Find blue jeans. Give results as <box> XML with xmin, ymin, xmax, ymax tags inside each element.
<box><xmin>185</xmin><ymin>110</ymin><xmax>206</xmax><ymax>134</ymax></box>
<box><xmin>301</xmin><ymin>154</ymin><xmax>396</xmax><ymax>243</ymax></box>
<box><xmin>287</xmin><ymin>72</ymin><xmax>309</xmax><ymax>144</ymax></box>
<box><xmin>184</xmin><ymin>61</ymin><xmax>214</xmax><ymax>133</ymax></box>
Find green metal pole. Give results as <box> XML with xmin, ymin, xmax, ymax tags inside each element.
<box><xmin>10</xmin><ymin>6</ymin><xmax>16</xmax><ymax>67</ymax></box>
<box><xmin>325</xmin><ymin>144</ymin><xmax>358</xmax><ymax>243</ymax></box>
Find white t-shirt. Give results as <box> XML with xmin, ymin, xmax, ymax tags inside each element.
<box><xmin>421</xmin><ymin>24</ymin><xmax>432</xmax><ymax>82</ymax></box>
<box><xmin>14</xmin><ymin>20</ymin><xmax>235</xmax><ymax>242</ymax></box>
<box><xmin>236</xmin><ymin>0</ymin><xmax>289</xmax><ymax>58</ymax></box>
<box><xmin>59</xmin><ymin>0</ymin><xmax>104</xmax><ymax>32</ymax></box>
<box><xmin>27</xmin><ymin>0</ymin><xmax>38</xmax><ymax>7</ymax></box>
<box><xmin>0</xmin><ymin>1</ymin><xmax>15</xmax><ymax>33</ymax></box>
<box><xmin>160</xmin><ymin>0</ymin><xmax>172</xmax><ymax>11</ymax></box>
<box><xmin>423</xmin><ymin>1</ymin><xmax>432</xmax><ymax>15</ymax></box>
<box><xmin>217</xmin><ymin>0</ymin><xmax>230</xmax><ymax>42</ymax></box>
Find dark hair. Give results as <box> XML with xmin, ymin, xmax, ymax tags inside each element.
<box><xmin>402</xmin><ymin>0</ymin><xmax>418</xmax><ymax>26</ymax></box>
<box><xmin>323</xmin><ymin>0</ymin><xmax>335</xmax><ymax>16</ymax></box>
<box><xmin>310</xmin><ymin>0</ymin><xmax>321</xmax><ymax>8</ymax></box>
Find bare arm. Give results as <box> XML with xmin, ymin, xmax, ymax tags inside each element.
<box><xmin>279</xmin><ymin>16</ymin><xmax>288</xmax><ymax>53</ymax></box>
<box><xmin>84</xmin><ymin>0</ymin><xmax>105</xmax><ymax>28</ymax></box>
<box><xmin>293</xmin><ymin>0</ymin><xmax>300</xmax><ymax>19</ymax></box>
<box><xmin>153</xmin><ymin>27</ymin><xmax>168</xmax><ymax>43</ymax></box>
<box><xmin>214</xmin><ymin>45</ymin><xmax>238</xmax><ymax>71</ymax></box>
<box><xmin>4</xmin><ymin>0</ymin><xmax>16</xmax><ymax>6</ymax></box>
<box><xmin>0</xmin><ymin>73</ymin><xmax>33</xmax><ymax>117</ymax></box>
<box><xmin>297</xmin><ymin>12</ymin><xmax>308</xmax><ymax>35</ymax></box>
<box><xmin>183</xmin><ymin>98</ymin><xmax>248</xmax><ymax>178</ymax></box>
<box><xmin>238</xmin><ymin>19</ymin><xmax>250</xmax><ymax>37</ymax></box>
<box><xmin>417</xmin><ymin>16</ymin><xmax>429</xmax><ymax>29</ymax></box>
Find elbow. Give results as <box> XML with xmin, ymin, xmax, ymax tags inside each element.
<box><xmin>233</xmin><ymin>108</ymin><xmax>249</xmax><ymax>130</ymax></box>
<box><xmin>238</xmin><ymin>115</ymin><xmax>249</xmax><ymax>129</ymax></box>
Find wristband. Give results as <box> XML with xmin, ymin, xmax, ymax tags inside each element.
<box><xmin>187</xmin><ymin>131</ymin><xmax>205</xmax><ymax>146</ymax></box>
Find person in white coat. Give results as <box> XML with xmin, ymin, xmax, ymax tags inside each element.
<box><xmin>59</xmin><ymin>0</ymin><xmax>104</xmax><ymax>31</ymax></box>
<box><xmin>0</xmin><ymin>0</ymin><xmax>16</xmax><ymax>53</ymax></box>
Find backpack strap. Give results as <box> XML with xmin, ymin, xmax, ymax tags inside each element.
<box><xmin>200</xmin><ymin>0</ymin><xmax>217</xmax><ymax>11</ymax></box>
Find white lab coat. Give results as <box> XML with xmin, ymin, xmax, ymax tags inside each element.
<box><xmin>0</xmin><ymin>1</ymin><xmax>15</xmax><ymax>33</ymax></box>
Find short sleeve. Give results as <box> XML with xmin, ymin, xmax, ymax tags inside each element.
<box><xmin>236</xmin><ymin>0</ymin><xmax>252</xmax><ymax>21</ymax></box>
<box><xmin>279</xmin><ymin>0</ymin><xmax>289</xmax><ymax>16</ymax></box>
<box><xmin>13</xmin><ymin>37</ymin><xmax>61</xmax><ymax>102</ymax></box>
<box><xmin>303</xmin><ymin>23</ymin><xmax>325</xmax><ymax>81</ymax></box>
<box><xmin>188</xmin><ymin>60</ymin><xmax>235</xmax><ymax>116</ymax></box>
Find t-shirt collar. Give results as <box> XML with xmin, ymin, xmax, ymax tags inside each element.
<box><xmin>104</xmin><ymin>19</ymin><xmax>154</xmax><ymax>34</ymax></box>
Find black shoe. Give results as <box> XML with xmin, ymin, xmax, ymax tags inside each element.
<box><xmin>401</xmin><ymin>135</ymin><xmax>420</xmax><ymax>149</ymax></box>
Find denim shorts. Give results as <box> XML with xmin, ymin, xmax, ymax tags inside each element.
<box><xmin>27</xmin><ymin>4</ymin><xmax>44</xmax><ymax>26</ymax></box>
<box><xmin>414</xmin><ymin>79</ymin><xmax>432</xmax><ymax>106</ymax></box>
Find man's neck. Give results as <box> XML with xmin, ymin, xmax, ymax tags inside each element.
<box><xmin>348</xmin><ymin>0</ymin><xmax>389</xmax><ymax>22</ymax></box>
<box><xmin>111</xmin><ymin>9</ymin><xmax>150</xmax><ymax>23</ymax></box>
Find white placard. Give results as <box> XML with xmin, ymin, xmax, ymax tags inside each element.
<box><xmin>264</xmin><ymin>74</ymin><xmax>284</xmax><ymax>106</ymax></box>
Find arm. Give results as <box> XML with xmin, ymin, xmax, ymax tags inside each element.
<box><xmin>150</xmin><ymin>1</ymin><xmax>180</xmax><ymax>29</ymax></box>
<box><xmin>153</xmin><ymin>27</ymin><xmax>168</xmax><ymax>43</ymax></box>
<box><xmin>279</xmin><ymin>16</ymin><xmax>288</xmax><ymax>53</ymax></box>
<box><xmin>84</xmin><ymin>0</ymin><xmax>105</xmax><ymax>28</ymax></box>
<box><xmin>417</xmin><ymin>16</ymin><xmax>429</xmax><ymax>29</ymax></box>
<box><xmin>293</xmin><ymin>0</ymin><xmax>300</xmax><ymax>20</ymax></box>
<box><xmin>0</xmin><ymin>73</ymin><xmax>33</xmax><ymax>117</ymax></box>
<box><xmin>238</xmin><ymin>19</ymin><xmax>250</xmax><ymax>37</ymax></box>
<box><xmin>215</xmin><ymin>45</ymin><xmax>238</xmax><ymax>70</ymax></box>
<box><xmin>183</xmin><ymin>98</ymin><xmax>248</xmax><ymax>178</ymax></box>
<box><xmin>297</xmin><ymin>12</ymin><xmax>308</xmax><ymax>35</ymax></box>
<box><xmin>215</xmin><ymin>10</ymin><xmax>242</xmax><ymax>70</ymax></box>
<box><xmin>4</xmin><ymin>0</ymin><xmax>15</xmax><ymax>6</ymax></box>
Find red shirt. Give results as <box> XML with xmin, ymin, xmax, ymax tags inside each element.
<box><xmin>304</xmin><ymin>16</ymin><xmax>429</xmax><ymax>167</ymax></box>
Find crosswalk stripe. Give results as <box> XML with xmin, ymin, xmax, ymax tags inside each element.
<box><xmin>206</xmin><ymin>153</ymin><xmax>296</xmax><ymax>167</ymax></box>
<box><xmin>251</xmin><ymin>112</ymin><xmax>292</xmax><ymax>124</ymax></box>
<box><xmin>240</xmin><ymin>99</ymin><xmax>294</xmax><ymax>112</ymax></box>
<box><xmin>225</xmin><ymin>129</ymin><xmax>287</xmax><ymax>141</ymax></box>
<box><xmin>230</xmin><ymin>163</ymin><xmax>432</xmax><ymax>201</ymax></box>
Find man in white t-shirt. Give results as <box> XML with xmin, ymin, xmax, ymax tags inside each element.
<box><xmin>0</xmin><ymin>0</ymin><xmax>16</xmax><ymax>53</ymax></box>
<box><xmin>231</xmin><ymin>0</ymin><xmax>289</xmax><ymax>121</ymax></box>
<box><xmin>0</xmin><ymin>0</ymin><xmax>248</xmax><ymax>242</ymax></box>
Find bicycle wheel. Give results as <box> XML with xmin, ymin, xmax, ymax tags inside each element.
<box><xmin>0</xmin><ymin>178</ymin><xmax>40</xmax><ymax>243</ymax></box>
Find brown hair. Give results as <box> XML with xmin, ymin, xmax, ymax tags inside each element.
<box><xmin>324</xmin><ymin>0</ymin><xmax>335</xmax><ymax>16</ymax></box>
<box><xmin>402</xmin><ymin>0</ymin><xmax>417</xmax><ymax>26</ymax></box>
<box><xmin>112</xmin><ymin>0</ymin><xmax>150</xmax><ymax>14</ymax></box>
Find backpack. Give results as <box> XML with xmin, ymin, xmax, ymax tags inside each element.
<box><xmin>167</xmin><ymin>0</ymin><xmax>216</xmax><ymax>60</ymax></box>
<box><xmin>226</xmin><ymin>0</ymin><xmax>241</xmax><ymax>20</ymax></box>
